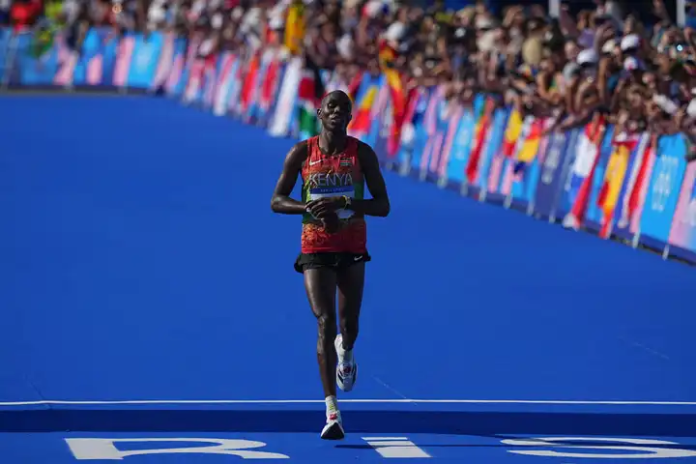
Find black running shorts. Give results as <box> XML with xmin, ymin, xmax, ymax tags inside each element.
<box><xmin>294</xmin><ymin>252</ymin><xmax>371</xmax><ymax>273</ymax></box>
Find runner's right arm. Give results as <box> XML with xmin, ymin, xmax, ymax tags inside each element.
<box><xmin>271</xmin><ymin>141</ymin><xmax>309</xmax><ymax>215</ymax></box>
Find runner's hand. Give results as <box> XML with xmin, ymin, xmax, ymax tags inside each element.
<box><xmin>305</xmin><ymin>197</ymin><xmax>346</xmax><ymax>219</ymax></box>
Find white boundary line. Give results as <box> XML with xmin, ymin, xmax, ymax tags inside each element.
<box><xmin>1</xmin><ymin>399</ymin><xmax>695</xmax><ymax>406</ymax></box>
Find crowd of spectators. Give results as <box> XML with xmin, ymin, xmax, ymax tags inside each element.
<box><xmin>2</xmin><ymin>0</ymin><xmax>696</xmax><ymax>160</ymax></box>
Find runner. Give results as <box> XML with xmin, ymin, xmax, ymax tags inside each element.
<box><xmin>271</xmin><ymin>90</ymin><xmax>390</xmax><ymax>439</ymax></box>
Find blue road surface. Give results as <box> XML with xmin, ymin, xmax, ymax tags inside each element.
<box><xmin>1</xmin><ymin>95</ymin><xmax>695</xmax><ymax>462</ymax></box>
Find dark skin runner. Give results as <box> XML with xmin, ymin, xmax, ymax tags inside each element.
<box><xmin>271</xmin><ymin>90</ymin><xmax>390</xmax><ymax>398</ymax></box>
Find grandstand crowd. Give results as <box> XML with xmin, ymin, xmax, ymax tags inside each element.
<box><xmin>2</xmin><ymin>0</ymin><xmax>696</xmax><ymax>161</ymax></box>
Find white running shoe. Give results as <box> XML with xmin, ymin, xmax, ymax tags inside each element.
<box><xmin>335</xmin><ymin>335</ymin><xmax>357</xmax><ymax>392</ymax></box>
<box><xmin>320</xmin><ymin>411</ymin><xmax>345</xmax><ymax>440</ymax></box>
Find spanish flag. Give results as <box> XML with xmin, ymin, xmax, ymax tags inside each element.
<box><xmin>513</xmin><ymin>117</ymin><xmax>545</xmax><ymax>175</ymax></box>
<box><xmin>597</xmin><ymin>131</ymin><xmax>639</xmax><ymax>238</ymax></box>
<box><xmin>501</xmin><ymin>109</ymin><xmax>524</xmax><ymax>158</ymax></box>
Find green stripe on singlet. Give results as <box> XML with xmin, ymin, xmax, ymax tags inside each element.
<box><xmin>301</xmin><ymin>179</ymin><xmax>312</xmax><ymax>224</ymax></box>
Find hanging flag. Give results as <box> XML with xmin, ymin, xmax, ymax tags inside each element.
<box><xmin>377</xmin><ymin>39</ymin><xmax>407</xmax><ymax>156</ymax></box>
<box><xmin>257</xmin><ymin>52</ymin><xmax>282</xmax><ymax>122</ymax></box>
<box><xmin>297</xmin><ymin>68</ymin><xmax>319</xmax><ymax>139</ymax></box>
<box><xmin>239</xmin><ymin>51</ymin><xmax>260</xmax><ymax>115</ymax></box>
<box><xmin>562</xmin><ymin>115</ymin><xmax>607</xmax><ymax>229</ymax></box>
<box><xmin>346</xmin><ymin>70</ymin><xmax>364</xmax><ymax>102</ymax></box>
<box><xmin>348</xmin><ymin>75</ymin><xmax>380</xmax><ymax>138</ymax></box>
<box><xmin>513</xmin><ymin>117</ymin><xmax>545</xmax><ymax>175</ymax></box>
<box><xmin>500</xmin><ymin>108</ymin><xmax>524</xmax><ymax>158</ymax></box>
<box><xmin>466</xmin><ymin>98</ymin><xmax>495</xmax><ymax>183</ymax></box>
<box><xmin>597</xmin><ymin>130</ymin><xmax>640</xmax><ymax>238</ymax></box>
<box><xmin>395</xmin><ymin>87</ymin><xmax>425</xmax><ymax>167</ymax></box>
<box><xmin>613</xmin><ymin>133</ymin><xmax>653</xmax><ymax>236</ymax></box>
<box><xmin>284</xmin><ymin>1</ymin><xmax>306</xmax><ymax>55</ymax></box>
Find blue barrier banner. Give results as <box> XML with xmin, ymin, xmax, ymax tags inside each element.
<box><xmin>72</xmin><ymin>28</ymin><xmax>118</xmax><ymax>86</ymax></box>
<box><xmin>416</xmin><ymin>85</ymin><xmax>444</xmax><ymax>174</ymax></box>
<box><xmin>640</xmin><ymin>134</ymin><xmax>688</xmax><ymax>244</ymax></box>
<box><xmin>99</xmin><ymin>30</ymin><xmax>119</xmax><ymax>86</ymax></box>
<box><xmin>437</xmin><ymin>104</ymin><xmax>464</xmax><ymax>181</ymax></box>
<box><xmin>533</xmin><ymin>129</ymin><xmax>576</xmax><ymax>218</ymax></box>
<box><xmin>669</xmin><ymin>162</ymin><xmax>696</xmax><ymax>253</ymax></box>
<box><xmin>408</xmin><ymin>87</ymin><xmax>435</xmax><ymax>173</ymax></box>
<box><xmin>165</xmin><ymin>37</ymin><xmax>188</xmax><ymax>96</ymax></box>
<box><xmin>424</xmin><ymin>90</ymin><xmax>454</xmax><ymax>177</ymax></box>
<box><xmin>475</xmin><ymin>107</ymin><xmax>509</xmax><ymax>192</ymax></box>
<box><xmin>127</xmin><ymin>33</ymin><xmax>164</xmax><ymax>88</ymax></box>
<box><xmin>0</xmin><ymin>28</ymin><xmax>9</xmax><ymax>60</ymax></box>
<box><xmin>445</xmin><ymin>102</ymin><xmax>477</xmax><ymax>184</ymax></box>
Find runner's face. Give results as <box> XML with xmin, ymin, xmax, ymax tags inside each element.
<box><xmin>319</xmin><ymin>93</ymin><xmax>352</xmax><ymax>132</ymax></box>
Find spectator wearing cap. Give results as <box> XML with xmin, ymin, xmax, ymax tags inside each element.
<box><xmin>621</xmin><ymin>33</ymin><xmax>642</xmax><ymax>58</ymax></box>
<box><xmin>563</xmin><ymin>48</ymin><xmax>600</xmax><ymax>122</ymax></box>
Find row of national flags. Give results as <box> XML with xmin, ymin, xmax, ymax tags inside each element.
<box><xmin>9</xmin><ymin>18</ymin><xmax>694</xmax><ymax>257</ymax></box>
<box><xmin>169</xmin><ymin>6</ymin><xmax>687</xmax><ymax>251</ymax></box>
<box><xmin>286</xmin><ymin>49</ymin><xmax>663</xmax><ymax>242</ymax></box>
<box><xmin>562</xmin><ymin>115</ymin><xmax>656</xmax><ymax>239</ymax></box>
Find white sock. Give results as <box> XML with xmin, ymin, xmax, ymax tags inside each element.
<box><xmin>325</xmin><ymin>396</ymin><xmax>339</xmax><ymax>417</ymax></box>
<box><xmin>342</xmin><ymin>346</ymin><xmax>353</xmax><ymax>365</ymax></box>
<box><xmin>336</xmin><ymin>336</ymin><xmax>353</xmax><ymax>365</ymax></box>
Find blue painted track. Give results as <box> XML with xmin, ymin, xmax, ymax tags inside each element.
<box><xmin>1</xmin><ymin>95</ymin><xmax>695</xmax><ymax>462</ymax></box>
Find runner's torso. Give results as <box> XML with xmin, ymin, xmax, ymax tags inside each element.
<box><xmin>300</xmin><ymin>136</ymin><xmax>367</xmax><ymax>254</ymax></box>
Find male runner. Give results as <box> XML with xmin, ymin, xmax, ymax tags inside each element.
<box><xmin>271</xmin><ymin>90</ymin><xmax>390</xmax><ymax>440</ymax></box>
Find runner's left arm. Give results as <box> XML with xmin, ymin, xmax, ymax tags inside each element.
<box><xmin>349</xmin><ymin>141</ymin><xmax>390</xmax><ymax>217</ymax></box>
